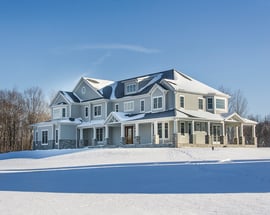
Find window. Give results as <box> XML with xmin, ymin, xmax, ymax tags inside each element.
<box><xmin>85</xmin><ymin>106</ymin><xmax>89</xmax><ymax>118</ymax></box>
<box><xmin>158</xmin><ymin>123</ymin><xmax>162</xmax><ymax>138</ymax></box>
<box><xmin>164</xmin><ymin>123</ymin><xmax>169</xmax><ymax>139</ymax></box>
<box><xmin>216</xmin><ymin>99</ymin><xmax>225</xmax><ymax>109</ymax></box>
<box><xmin>96</xmin><ymin>128</ymin><xmax>104</xmax><ymax>142</ymax></box>
<box><xmin>94</xmin><ymin>105</ymin><xmax>102</xmax><ymax>117</ymax></box>
<box><xmin>180</xmin><ymin>123</ymin><xmax>185</xmax><ymax>135</ymax></box>
<box><xmin>140</xmin><ymin>100</ymin><xmax>145</xmax><ymax>112</ymax></box>
<box><xmin>180</xmin><ymin>96</ymin><xmax>185</xmax><ymax>108</ymax></box>
<box><xmin>42</xmin><ymin>130</ymin><xmax>48</xmax><ymax>144</ymax></box>
<box><xmin>207</xmin><ymin>98</ymin><xmax>213</xmax><ymax>110</ymax></box>
<box><xmin>62</xmin><ymin>108</ymin><xmax>66</xmax><ymax>118</ymax></box>
<box><xmin>124</xmin><ymin>101</ymin><xmax>134</xmax><ymax>112</ymax></box>
<box><xmin>126</xmin><ymin>83</ymin><xmax>136</xmax><ymax>94</ymax></box>
<box><xmin>55</xmin><ymin>129</ymin><xmax>59</xmax><ymax>144</ymax></box>
<box><xmin>35</xmin><ymin>131</ymin><xmax>38</xmax><ymax>143</ymax></box>
<box><xmin>198</xmin><ymin>98</ymin><xmax>203</xmax><ymax>110</ymax></box>
<box><xmin>115</xmin><ymin>104</ymin><xmax>119</xmax><ymax>112</ymax></box>
<box><xmin>153</xmin><ymin>96</ymin><xmax>163</xmax><ymax>110</ymax></box>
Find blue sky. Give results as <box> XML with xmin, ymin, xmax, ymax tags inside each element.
<box><xmin>0</xmin><ymin>0</ymin><xmax>269</xmax><ymax>116</ymax></box>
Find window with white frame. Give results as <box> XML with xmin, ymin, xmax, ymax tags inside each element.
<box><xmin>216</xmin><ymin>98</ymin><xmax>225</xmax><ymax>109</ymax></box>
<box><xmin>42</xmin><ymin>130</ymin><xmax>48</xmax><ymax>144</ymax></box>
<box><xmin>124</xmin><ymin>101</ymin><xmax>134</xmax><ymax>112</ymax></box>
<box><xmin>96</xmin><ymin>128</ymin><xmax>104</xmax><ymax>142</ymax></box>
<box><xmin>198</xmin><ymin>98</ymin><xmax>203</xmax><ymax>110</ymax></box>
<box><xmin>153</xmin><ymin>96</ymin><xmax>163</xmax><ymax>110</ymax></box>
<box><xmin>180</xmin><ymin>123</ymin><xmax>185</xmax><ymax>135</ymax></box>
<box><xmin>94</xmin><ymin>105</ymin><xmax>102</xmax><ymax>117</ymax></box>
<box><xmin>180</xmin><ymin>96</ymin><xmax>185</xmax><ymax>108</ymax></box>
<box><xmin>126</xmin><ymin>83</ymin><xmax>137</xmax><ymax>94</ymax></box>
<box><xmin>157</xmin><ymin>122</ymin><xmax>169</xmax><ymax>139</ymax></box>
<box><xmin>207</xmin><ymin>98</ymin><xmax>213</xmax><ymax>110</ymax></box>
<box><xmin>140</xmin><ymin>100</ymin><xmax>145</xmax><ymax>112</ymax></box>
<box><xmin>115</xmin><ymin>103</ymin><xmax>119</xmax><ymax>112</ymax></box>
<box><xmin>85</xmin><ymin>106</ymin><xmax>89</xmax><ymax>118</ymax></box>
<box><xmin>62</xmin><ymin>108</ymin><xmax>66</xmax><ymax>118</ymax></box>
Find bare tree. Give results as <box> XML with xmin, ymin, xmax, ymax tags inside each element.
<box><xmin>219</xmin><ymin>86</ymin><xmax>248</xmax><ymax>116</ymax></box>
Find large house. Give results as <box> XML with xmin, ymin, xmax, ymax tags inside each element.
<box><xmin>32</xmin><ymin>69</ymin><xmax>257</xmax><ymax>149</ymax></box>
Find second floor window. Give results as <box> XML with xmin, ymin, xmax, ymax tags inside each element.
<box><xmin>198</xmin><ymin>98</ymin><xmax>203</xmax><ymax>110</ymax></box>
<box><xmin>216</xmin><ymin>99</ymin><xmax>225</xmax><ymax>109</ymax></box>
<box><xmin>62</xmin><ymin>108</ymin><xmax>66</xmax><ymax>118</ymax></box>
<box><xmin>207</xmin><ymin>98</ymin><xmax>213</xmax><ymax>110</ymax></box>
<box><xmin>140</xmin><ymin>100</ymin><xmax>145</xmax><ymax>112</ymax></box>
<box><xmin>124</xmin><ymin>101</ymin><xmax>134</xmax><ymax>112</ymax></box>
<box><xmin>85</xmin><ymin>106</ymin><xmax>89</xmax><ymax>117</ymax></box>
<box><xmin>94</xmin><ymin>105</ymin><xmax>102</xmax><ymax>117</ymax></box>
<box><xmin>126</xmin><ymin>83</ymin><xmax>136</xmax><ymax>94</ymax></box>
<box><xmin>180</xmin><ymin>96</ymin><xmax>185</xmax><ymax>108</ymax></box>
<box><xmin>115</xmin><ymin>104</ymin><xmax>119</xmax><ymax>112</ymax></box>
<box><xmin>153</xmin><ymin>96</ymin><xmax>163</xmax><ymax>110</ymax></box>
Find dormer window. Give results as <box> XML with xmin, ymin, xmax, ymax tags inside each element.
<box><xmin>126</xmin><ymin>83</ymin><xmax>137</xmax><ymax>94</ymax></box>
<box><xmin>153</xmin><ymin>96</ymin><xmax>163</xmax><ymax>110</ymax></box>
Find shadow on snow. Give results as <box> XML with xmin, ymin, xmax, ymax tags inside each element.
<box><xmin>1</xmin><ymin>160</ymin><xmax>270</xmax><ymax>194</ymax></box>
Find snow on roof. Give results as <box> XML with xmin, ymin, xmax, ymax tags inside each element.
<box><xmin>180</xmin><ymin>109</ymin><xmax>224</xmax><ymax>121</ymax></box>
<box><xmin>32</xmin><ymin>118</ymin><xmax>82</xmax><ymax>127</ymax></box>
<box><xmin>77</xmin><ymin>119</ymin><xmax>105</xmax><ymax>128</ymax></box>
<box><xmin>164</xmin><ymin>71</ymin><xmax>229</xmax><ymax>97</ymax></box>
<box><xmin>84</xmin><ymin>77</ymin><xmax>114</xmax><ymax>90</ymax></box>
<box><xmin>114</xmin><ymin>112</ymin><xmax>145</xmax><ymax>121</ymax></box>
<box><xmin>138</xmin><ymin>73</ymin><xmax>163</xmax><ymax>93</ymax></box>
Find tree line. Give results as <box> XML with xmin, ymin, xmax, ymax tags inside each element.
<box><xmin>0</xmin><ymin>87</ymin><xmax>50</xmax><ymax>153</ymax></box>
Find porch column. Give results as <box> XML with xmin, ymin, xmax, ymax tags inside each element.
<box><xmin>173</xmin><ymin>119</ymin><xmax>178</xmax><ymax>147</ymax></box>
<box><xmin>105</xmin><ymin>125</ymin><xmax>109</xmax><ymax>145</ymax></box>
<box><xmin>221</xmin><ymin>122</ymin><xmax>226</xmax><ymax>145</ymax></box>
<box><xmin>206</xmin><ymin>122</ymin><xmax>211</xmax><ymax>144</ymax></box>
<box><xmin>92</xmin><ymin>127</ymin><xmax>97</xmax><ymax>146</ymax></box>
<box><xmin>240</xmin><ymin>123</ymin><xmax>245</xmax><ymax>145</ymax></box>
<box><xmin>120</xmin><ymin>124</ymin><xmax>125</xmax><ymax>145</ymax></box>
<box><xmin>79</xmin><ymin>128</ymin><xmax>83</xmax><ymax>148</ymax></box>
<box><xmin>235</xmin><ymin>126</ymin><xmax>239</xmax><ymax>144</ymax></box>
<box><xmin>252</xmin><ymin>125</ymin><xmax>257</xmax><ymax>146</ymax></box>
<box><xmin>191</xmin><ymin>120</ymin><xmax>195</xmax><ymax>144</ymax></box>
<box><xmin>153</xmin><ymin>121</ymin><xmax>159</xmax><ymax>144</ymax></box>
<box><xmin>135</xmin><ymin>123</ymin><xmax>140</xmax><ymax>145</ymax></box>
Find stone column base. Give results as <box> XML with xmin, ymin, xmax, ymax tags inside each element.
<box><xmin>92</xmin><ymin>138</ymin><xmax>97</xmax><ymax>146</ymax></box>
<box><xmin>135</xmin><ymin>136</ymin><xmax>140</xmax><ymax>145</ymax></box>
<box><xmin>153</xmin><ymin>135</ymin><xmax>159</xmax><ymax>144</ymax></box>
<box><xmin>120</xmin><ymin>137</ymin><xmax>126</xmax><ymax>145</ymax></box>
<box><xmin>105</xmin><ymin>138</ymin><xmax>110</xmax><ymax>145</ymax></box>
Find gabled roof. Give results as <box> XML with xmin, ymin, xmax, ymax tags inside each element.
<box><xmin>60</xmin><ymin>91</ymin><xmax>81</xmax><ymax>103</ymax></box>
<box><xmin>223</xmin><ymin>112</ymin><xmax>257</xmax><ymax>125</ymax></box>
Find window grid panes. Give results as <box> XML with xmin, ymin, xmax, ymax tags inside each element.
<box><xmin>199</xmin><ymin>98</ymin><xmax>203</xmax><ymax>110</ymax></box>
<box><xmin>42</xmin><ymin>131</ymin><xmax>48</xmax><ymax>144</ymax></box>
<box><xmin>94</xmin><ymin>105</ymin><xmax>102</xmax><ymax>117</ymax></box>
<box><xmin>207</xmin><ymin>98</ymin><xmax>213</xmax><ymax>109</ymax></box>
<box><xmin>153</xmin><ymin>97</ymin><xmax>162</xmax><ymax>109</ymax></box>
<box><xmin>96</xmin><ymin>128</ymin><xmax>104</xmax><ymax>142</ymax></box>
<box><xmin>180</xmin><ymin>96</ymin><xmax>185</xmax><ymax>108</ymax></box>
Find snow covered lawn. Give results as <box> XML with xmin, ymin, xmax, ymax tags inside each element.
<box><xmin>0</xmin><ymin>147</ymin><xmax>270</xmax><ymax>214</ymax></box>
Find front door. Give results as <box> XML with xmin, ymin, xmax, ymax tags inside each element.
<box><xmin>125</xmin><ymin>126</ymin><xmax>134</xmax><ymax>144</ymax></box>
<box><xmin>213</xmin><ymin>125</ymin><xmax>221</xmax><ymax>144</ymax></box>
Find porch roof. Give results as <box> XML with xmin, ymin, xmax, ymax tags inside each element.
<box><xmin>77</xmin><ymin>119</ymin><xmax>105</xmax><ymax>128</ymax></box>
<box><xmin>179</xmin><ymin>109</ymin><xmax>224</xmax><ymax>121</ymax></box>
